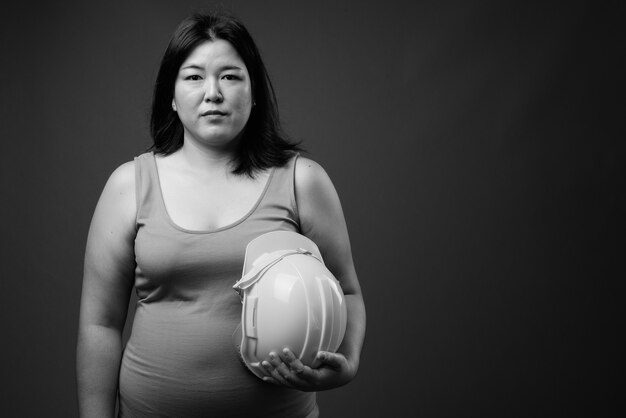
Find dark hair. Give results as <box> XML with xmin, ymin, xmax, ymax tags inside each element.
<box><xmin>150</xmin><ymin>11</ymin><xmax>300</xmax><ymax>177</ymax></box>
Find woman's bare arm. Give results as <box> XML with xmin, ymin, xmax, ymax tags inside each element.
<box><xmin>262</xmin><ymin>157</ymin><xmax>366</xmax><ymax>390</ymax></box>
<box><xmin>76</xmin><ymin>161</ymin><xmax>136</xmax><ymax>417</ymax></box>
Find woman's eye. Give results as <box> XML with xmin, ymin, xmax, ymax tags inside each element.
<box><xmin>222</xmin><ymin>74</ymin><xmax>240</xmax><ymax>81</ymax></box>
<box><xmin>185</xmin><ymin>75</ymin><xmax>202</xmax><ymax>81</ymax></box>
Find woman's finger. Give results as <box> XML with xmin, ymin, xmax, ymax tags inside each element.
<box><xmin>262</xmin><ymin>375</ymin><xmax>279</xmax><ymax>385</ymax></box>
<box><xmin>261</xmin><ymin>361</ymin><xmax>278</xmax><ymax>383</ymax></box>
<box><xmin>317</xmin><ymin>351</ymin><xmax>344</xmax><ymax>369</ymax></box>
<box><xmin>267</xmin><ymin>353</ymin><xmax>295</xmax><ymax>386</ymax></box>
<box><xmin>263</xmin><ymin>359</ymin><xmax>292</xmax><ymax>387</ymax></box>
<box><xmin>279</xmin><ymin>348</ymin><xmax>305</xmax><ymax>375</ymax></box>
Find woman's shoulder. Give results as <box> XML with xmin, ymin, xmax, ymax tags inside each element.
<box><xmin>97</xmin><ymin>159</ymin><xmax>137</xmax><ymax>217</ymax></box>
<box><xmin>294</xmin><ymin>156</ymin><xmax>334</xmax><ymax>192</ymax></box>
<box><xmin>106</xmin><ymin>159</ymin><xmax>136</xmax><ymax>191</ymax></box>
<box><xmin>106</xmin><ymin>151</ymin><xmax>156</xmax><ymax>188</ymax></box>
<box><xmin>294</xmin><ymin>156</ymin><xmax>341</xmax><ymax>221</ymax></box>
<box><xmin>90</xmin><ymin>158</ymin><xmax>137</xmax><ymax>235</ymax></box>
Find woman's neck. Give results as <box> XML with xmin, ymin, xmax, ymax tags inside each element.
<box><xmin>174</xmin><ymin>138</ymin><xmax>239</xmax><ymax>178</ymax></box>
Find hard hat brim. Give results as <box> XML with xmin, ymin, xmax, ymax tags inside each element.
<box><xmin>242</xmin><ymin>231</ymin><xmax>323</xmax><ymax>276</ymax></box>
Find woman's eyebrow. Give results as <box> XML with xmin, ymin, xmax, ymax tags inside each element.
<box><xmin>218</xmin><ymin>65</ymin><xmax>244</xmax><ymax>71</ymax></box>
<box><xmin>180</xmin><ymin>64</ymin><xmax>244</xmax><ymax>71</ymax></box>
<box><xmin>180</xmin><ymin>64</ymin><xmax>204</xmax><ymax>70</ymax></box>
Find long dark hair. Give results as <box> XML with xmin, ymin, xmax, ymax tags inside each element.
<box><xmin>150</xmin><ymin>11</ymin><xmax>300</xmax><ymax>177</ymax></box>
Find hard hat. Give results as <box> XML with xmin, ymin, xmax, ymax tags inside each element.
<box><xmin>232</xmin><ymin>230</ymin><xmax>347</xmax><ymax>380</ymax></box>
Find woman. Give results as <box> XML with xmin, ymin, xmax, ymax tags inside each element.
<box><xmin>77</xmin><ymin>11</ymin><xmax>365</xmax><ymax>418</ymax></box>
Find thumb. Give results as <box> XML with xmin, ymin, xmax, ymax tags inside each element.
<box><xmin>317</xmin><ymin>351</ymin><xmax>343</xmax><ymax>369</ymax></box>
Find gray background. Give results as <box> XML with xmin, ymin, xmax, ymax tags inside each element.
<box><xmin>1</xmin><ymin>0</ymin><xmax>623</xmax><ymax>416</ymax></box>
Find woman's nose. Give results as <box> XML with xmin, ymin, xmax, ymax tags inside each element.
<box><xmin>204</xmin><ymin>79</ymin><xmax>223</xmax><ymax>103</ymax></box>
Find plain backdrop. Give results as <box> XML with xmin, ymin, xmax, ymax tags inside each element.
<box><xmin>1</xmin><ymin>0</ymin><xmax>624</xmax><ymax>417</ymax></box>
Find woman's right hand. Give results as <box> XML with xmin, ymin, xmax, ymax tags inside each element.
<box><xmin>261</xmin><ymin>348</ymin><xmax>358</xmax><ymax>392</ymax></box>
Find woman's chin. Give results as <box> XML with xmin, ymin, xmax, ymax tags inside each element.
<box><xmin>185</xmin><ymin>134</ymin><xmax>241</xmax><ymax>151</ymax></box>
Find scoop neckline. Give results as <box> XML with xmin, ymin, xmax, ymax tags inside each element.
<box><xmin>149</xmin><ymin>152</ymin><xmax>276</xmax><ymax>235</ymax></box>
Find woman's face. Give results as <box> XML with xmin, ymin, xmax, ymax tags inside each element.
<box><xmin>173</xmin><ymin>39</ymin><xmax>253</xmax><ymax>148</ymax></box>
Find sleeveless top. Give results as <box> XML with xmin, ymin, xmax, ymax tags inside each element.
<box><xmin>118</xmin><ymin>152</ymin><xmax>319</xmax><ymax>418</ymax></box>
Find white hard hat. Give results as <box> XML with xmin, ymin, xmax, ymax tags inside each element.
<box><xmin>232</xmin><ymin>230</ymin><xmax>347</xmax><ymax>380</ymax></box>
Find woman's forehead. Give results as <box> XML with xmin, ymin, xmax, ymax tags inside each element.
<box><xmin>181</xmin><ymin>39</ymin><xmax>246</xmax><ymax>69</ymax></box>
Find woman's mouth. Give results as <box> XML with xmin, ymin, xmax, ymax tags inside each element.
<box><xmin>201</xmin><ymin>110</ymin><xmax>227</xmax><ymax>117</ymax></box>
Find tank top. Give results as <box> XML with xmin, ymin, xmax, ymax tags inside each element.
<box><xmin>118</xmin><ymin>152</ymin><xmax>319</xmax><ymax>418</ymax></box>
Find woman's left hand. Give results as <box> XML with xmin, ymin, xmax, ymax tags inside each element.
<box><xmin>261</xmin><ymin>348</ymin><xmax>356</xmax><ymax>391</ymax></box>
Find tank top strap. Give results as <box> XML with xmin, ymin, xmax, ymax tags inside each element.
<box><xmin>134</xmin><ymin>152</ymin><xmax>161</xmax><ymax>226</ymax></box>
<box><xmin>259</xmin><ymin>152</ymin><xmax>301</xmax><ymax>227</ymax></box>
